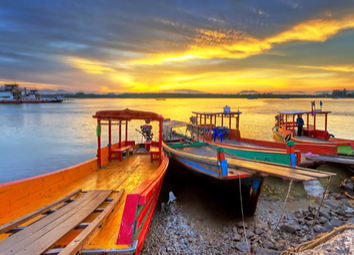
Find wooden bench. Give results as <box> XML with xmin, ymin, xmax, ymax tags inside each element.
<box><xmin>111</xmin><ymin>141</ymin><xmax>135</xmax><ymax>161</ymax></box>
<box><xmin>150</xmin><ymin>141</ymin><xmax>160</xmax><ymax>162</ymax></box>
<box><xmin>0</xmin><ymin>189</ymin><xmax>124</xmax><ymax>255</ymax></box>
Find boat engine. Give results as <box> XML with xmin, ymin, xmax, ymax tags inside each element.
<box><xmin>139</xmin><ymin>124</ymin><xmax>153</xmax><ymax>141</ymax></box>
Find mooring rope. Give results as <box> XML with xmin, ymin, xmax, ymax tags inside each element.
<box><xmin>281</xmin><ymin>223</ymin><xmax>354</xmax><ymax>254</ymax></box>
<box><xmin>238</xmin><ymin>174</ymin><xmax>251</xmax><ymax>255</ymax></box>
<box><xmin>257</xmin><ymin>179</ymin><xmax>294</xmax><ymax>250</ymax></box>
<box><xmin>281</xmin><ymin>176</ymin><xmax>331</xmax><ymax>254</ymax></box>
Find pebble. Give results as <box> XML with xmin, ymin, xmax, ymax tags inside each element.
<box><xmin>330</xmin><ymin>218</ymin><xmax>343</xmax><ymax>227</ymax></box>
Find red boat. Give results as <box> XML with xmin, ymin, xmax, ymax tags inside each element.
<box><xmin>0</xmin><ymin>109</ymin><xmax>168</xmax><ymax>254</ymax></box>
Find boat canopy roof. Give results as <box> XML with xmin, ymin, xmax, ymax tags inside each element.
<box><xmin>278</xmin><ymin>110</ymin><xmax>331</xmax><ymax>115</ymax></box>
<box><xmin>192</xmin><ymin>111</ymin><xmax>242</xmax><ymax>116</ymax></box>
<box><xmin>93</xmin><ymin>108</ymin><xmax>163</xmax><ymax>121</ymax></box>
<box><xmin>163</xmin><ymin>120</ymin><xmax>188</xmax><ymax>128</ymax></box>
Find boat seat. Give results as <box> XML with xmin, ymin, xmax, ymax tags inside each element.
<box><xmin>150</xmin><ymin>141</ymin><xmax>160</xmax><ymax>162</ymax></box>
<box><xmin>111</xmin><ymin>141</ymin><xmax>135</xmax><ymax>161</ymax></box>
<box><xmin>0</xmin><ymin>189</ymin><xmax>124</xmax><ymax>255</ymax></box>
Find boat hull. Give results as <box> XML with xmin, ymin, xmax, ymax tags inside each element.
<box><xmin>272</xmin><ymin>126</ymin><xmax>354</xmax><ymax>156</ymax></box>
<box><xmin>0</xmin><ymin>144</ymin><xmax>169</xmax><ymax>254</ymax></box>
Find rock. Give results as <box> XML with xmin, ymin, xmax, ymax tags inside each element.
<box><xmin>253</xmin><ymin>247</ymin><xmax>281</xmax><ymax>254</ymax></box>
<box><xmin>330</xmin><ymin>218</ymin><xmax>343</xmax><ymax>227</ymax></box>
<box><xmin>305</xmin><ymin>220</ymin><xmax>313</xmax><ymax>227</ymax></box>
<box><xmin>237</xmin><ymin>221</ymin><xmax>248</xmax><ymax>229</ymax></box>
<box><xmin>255</xmin><ymin>228</ymin><xmax>264</xmax><ymax>235</ymax></box>
<box><xmin>235</xmin><ymin>240</ymin><xmax>251</xmax><ymax>253</ymax></box>
<box><xmin>244</xmin><ymin>230</ymin><xmax>254</xmax><ymax>239</ymax></box>
<box><xmin>261</xmin><ymin>232</ymin><xmax>269</xmax><ymax>241</ymax></box>
<box><xmin>319</xmin><ymin>210</ymin><xmax>331</xmax><ymax>220</ymax></box>
<box><xmin>263</xmin><ymin>241</ymin><xmax>275</xmax><ymax>249</ymax></box>
<box><xmin>232</xmin><ymin>226</ymin><xmax>237</xmax><ymax>233</ymax></box>
<box><xmin>322</xmin><ymin>221</ymin><xmax>334</xmax><ymax>232</ymax></box>
<box><xmin>319</xmin><ymin>216</ymin><xmax>328</xmax><ymax>224</ymax></box>
<box><xmin>280</xmin><ymin>224</ymin><xmax>296</xmax><ymax>234</ymax></box>
<box><xmin>293</xmin><ymin>209</ymin><xmax>303</xmax><ymax>218</ymax></box>
<box><xmin>233</xmin><ymin>233</ymin><xmax>242</xmax><ymax>242</ymax></box>
<box><xmin>313</xmin><ymin>225</ymin><xmax>325</xmax><ymax>233</ymax></box>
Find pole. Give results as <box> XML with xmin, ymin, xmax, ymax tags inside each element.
<box><xmin>159</xmin><ymin>120</ymin><xmax>162</xmax><ymax>166</ymax></box>
<box><xmin>125</xmin><ymin>120</ymin><xmax>128</xmax><ymax>141</ymax></box>
<box><xmin>196</xmin><ymin>114</ymin><xmax>198</xmax><ymax>125</ymax></box>
<box><xmin>97</xmin><ymin>119</ymin><xmax>101</xmax><ymax>168</ymax></box>
<box><xmin>292</xmin><ymin>115</ymin><xmax>295</xmax><ymax>137</ymax></box>
<box><xmin>108</xmin><ymin>120</ymin><xmax>111</xmax><ymax>162</ymax></box>
<box><xmin>221</xmin><ymin>114</ymin><xmax>223</xmax><ymax>127</ymax></box>
<box><xmin>119</xmin><ymin>120</ymin><xmax>122</xmax><ymax>148</ymax></box>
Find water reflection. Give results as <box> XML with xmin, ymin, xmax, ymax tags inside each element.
<box><xmin>0</xmin><ymin>98</ymin><xmax>353</xmax><ymax>183</ymax></box>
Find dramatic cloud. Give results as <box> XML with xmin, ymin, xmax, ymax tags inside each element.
<box><xmin>0</xmin><ymin>0</ymin><xmax>354</xmax><ymax>93</ymax></box>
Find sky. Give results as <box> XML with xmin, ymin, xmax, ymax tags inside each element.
<box><xmin>0</xmin><ymin>0</ymin><xmax>354</xmax><ymax>94</ymax></box>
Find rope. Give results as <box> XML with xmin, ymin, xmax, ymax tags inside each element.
<box><xmin>238</xmin><ymin>174</ymin><xmax>251</xmax><ymax>255</ymax></box>
<box><xmin>281</xmin><ymin>176</ymin><xmax>331</xmax><ymax>254</ymax></box>
<box><xmin>257</xmin><ymin>179</ymin><xmax>293</xmax><ymax>249</ymax></box>
<box><xmin>280</xmin><ymin>223</ymin><xmax>354</xmax><ymax>254</ymax></box>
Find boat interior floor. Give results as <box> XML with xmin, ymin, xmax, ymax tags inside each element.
<box><xmin>0</xmin><ymin>154</ymin><xmax>158</xmax><ymax>252</ymax></box>
<box><xmin>176</xmin><ymin>145</ymin><xmax>218</xmax><ymax>158</ymax></box>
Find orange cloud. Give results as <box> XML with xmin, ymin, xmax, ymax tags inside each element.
<box><xmin>298</xmin><ymin>65</ymin><xmax>354</xmax><ymax>72</ymax></box>
<box><xmin>132</xmin><ymin>13</ymin><xmax>354</xmax><ymax>64</ymax></box>
<box><xmin>66</xmin><ymin>57</ymin><xmax>116</xmax><ymax>74</ymax></box>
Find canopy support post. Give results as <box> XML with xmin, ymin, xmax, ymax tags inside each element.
<box><xmin>196</xmin><ymin>114</ymin><xmax>198</xmax><ymax>125</ymax></box>
<box><xmin>97</xmin><ymin>119</ymin><xmax>101</xmax><ymax>168</ymax></box>
<box><xmin>221</xmin><ymin>114</ymin><xmax>223</xmax><ymax>127</ymax></box>
<box><xmin>292</xmin><ymin>115</ymin><xmax>295</xmax><ymax>137</ymax></box>
<box><xmin>108</xmin><ymin>120</ymin><xmax>111</xmax><ymax>162</ymax></box>
<box><xmin>159</xmin><ymin>119</ymin><xmax>162</xmax><ymax>166</ymax></box>
<box><xmin>125</xmin><ymin>120</ymin><xmax>128</xmax><ymax>141</ymax></box>
<box><xmin>307</xmin><ymin>113</ymin><xmax>309</xmax><ymax>130</ymax></box>
<box><xmin>325</xmin><ymin>113</ymin><xmax>327</xmax><ymax>132</ymax></box>
<box><xmin>119</xmin><ymin>120</ymin><xmax>122</xmax><ymax>148</ymax></box>
<box><xmin>214</xmin><ymin>114</ymin><xmax>216</xmax><ymax>127</ymax></box>
<box><xmin>314</xmin><ymin>115</ymin><xmax>316</xmax><ymax>131</ymax></box>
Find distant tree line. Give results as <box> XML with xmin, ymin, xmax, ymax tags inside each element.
<box><xmin>42</xmin><ymin>89</ymin><xmax>354</xmax><ymax>99</ymax></box>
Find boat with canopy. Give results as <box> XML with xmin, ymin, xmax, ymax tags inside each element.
<box><xmin>163</xmin><ymin>120</ymin><xmax>335</xmax><ymax>215</ymax></box>
<box><xmin>0</xmin><ymin>109</ymin><xmax>168</xmax><ymax>255</ymax></box>
<box><xmin>272</xmin><ymin>101</ymin><xmax>354</xmax><ymax>165</ymax></box>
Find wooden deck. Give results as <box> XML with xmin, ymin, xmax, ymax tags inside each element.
<box><xmin>0</xmin><ymin>154</ymin><xmax>158</xmax><ymax>252</ymax></box>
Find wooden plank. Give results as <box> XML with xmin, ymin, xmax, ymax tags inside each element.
<box><xmin>227</xmin><ymin>158</ymin><xmax>334</xmax><ymax>181</ymax></box>
<box><xmin>0</xmin><ymin>191</ymin><xmax>100</xmax><ymax>255</ymax></box>
<box><xmin>0</xmin><ymin>189</ymin><xmax>82</xmax><ymax>235</ymax></box>
<box><xmin>14</xmin><ymin>191</ymin><xmax>112</xmax><ymax>255</ymax></box>
<box><xmin>58</xmin><ymin>189</ymin><xmax>124</xmax><ymax>255</ymax></box>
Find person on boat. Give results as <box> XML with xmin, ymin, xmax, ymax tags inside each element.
<box><xmin>296</xmin><ymin>114</ymin><xmax>304</xmax><ymax>136</ymax></box>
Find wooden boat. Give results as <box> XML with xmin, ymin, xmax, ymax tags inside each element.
<box><xmin>190</xmin><ymin>109</ymin><xmax>353</xmax><ymax>166</ymax></box>
<box><xmin>163</xmin><ymin>121</ymin><xmax>335</xmax><ymax>215</ymax></box>
<box><xmin>0</xmin><ymin>109</ymin><xmax>169</xmax><ymax>255</ymax></box>
<box><xmin>272</xmin><ymin>102</ymin><xmax>354</xmax><ymax>164</ymax></box>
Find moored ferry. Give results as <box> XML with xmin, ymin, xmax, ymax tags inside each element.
<box><xmin>0</xmin><ymin>83</ymin><xmax>64</xmax><ymax>103</ymax></box>
<box><xmin>0</xmin><ymin>109</ymin><xmax>169</xmax><ymax>255</ymax></box>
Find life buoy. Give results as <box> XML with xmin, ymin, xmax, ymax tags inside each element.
<box><xmin>284</xmin><ymin>134</ymin><xmax>291</xmax><ymax>142</ymax></box>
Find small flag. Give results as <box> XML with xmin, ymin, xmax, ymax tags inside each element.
<box><xmin>312</xmin><ymin>110</ymin><xmax>316</xmax><ymax>117</ymax></box>
<box><xmin>320</xmin><ymin>101</ymin><xmax>323</xmax><ymax>106</ymax></box>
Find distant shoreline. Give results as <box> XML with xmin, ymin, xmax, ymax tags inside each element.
<box><xmin>42</xmin><ymin>93</ymin><xmax>353</xmax><ymax>99</ymax></box>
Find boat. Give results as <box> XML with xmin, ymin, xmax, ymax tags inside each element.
<box><xmin>188</xmin><ymin>109</ymin><xmax>351</xmax><ymax>167</ymax></box>
<box><xmin>272</xmin><ymin>101</ymin><xmax>354</xmax><ymax>165</ymax></box>
<box><xmin>163</xmin><ymin>120</ymin><xmax>335</xmax><ymax>215</ymax></box>
<box><xmin>155</xmin><ymin>98</ymin><xmax>166</xmax><ymax>101</ymax></box>
<box><xmin>0</xmin><ymin>84</ymin><xmax>64</xmax><ymax>103</ymax></box>
<box><xmin>248</xmin><ymin>95</ymin><xmax>257</xmax><ymax>99</ymax></box>
<box><xmin>0</xmin><ymin>109</ymin><xmax>168</xmax><ymax>255</ymax></box>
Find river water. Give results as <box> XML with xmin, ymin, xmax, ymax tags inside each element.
<box><xmin>1</xmin><ymin>98</ymin><xmax>353</xmax><ymax>184</ymax></box>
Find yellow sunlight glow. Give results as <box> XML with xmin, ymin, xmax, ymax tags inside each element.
<box><xmin>133</xmin><ymin>13</ymin><xmax>354</xmax><ymax>64</ymax></box>
<box><xmin>66</xmin><ymin>57</ymin><xmax>115</xmax><ymax>74</ymax></box>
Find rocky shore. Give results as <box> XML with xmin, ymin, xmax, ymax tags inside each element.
<box><xmin>141</xmin><ymin>184</ymin><xmax>354</xmax><ymax>254</ymax></box>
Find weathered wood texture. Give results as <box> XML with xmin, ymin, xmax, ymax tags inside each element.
<box><xmin>0</xmin><ymin>190</ymin><xmax>111</xmax><ymax>255</ymax></box>
<box><xmin>0</xmin><ymin>189</ymin><xmax>81</xmax><ymax>235</ymax></box>
<box><xmin>58</xmin><ymin>189</ymin><xmax>124</xmax><ymax>255</ymax></box>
